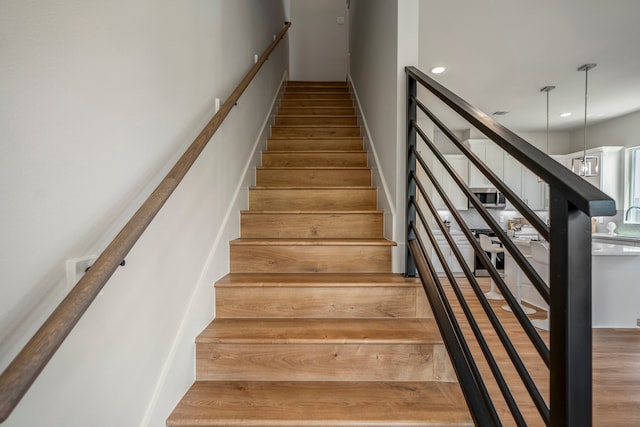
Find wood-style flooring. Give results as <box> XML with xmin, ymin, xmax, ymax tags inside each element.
<box><xmin>443</xmin><ymin>277</ymin><xmax>640</xmax><ymax>426</ymax></box>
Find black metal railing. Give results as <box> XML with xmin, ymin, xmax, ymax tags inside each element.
<box><xmin>405</xmin><ymin>66</ymin><xmax>615</xmax><ymax>426</ymax></box>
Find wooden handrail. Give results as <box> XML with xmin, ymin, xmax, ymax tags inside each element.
<box><xmin>0</xmin><ymin>21</ymin><xmax>291</xmax><ymax>423</ymax></box>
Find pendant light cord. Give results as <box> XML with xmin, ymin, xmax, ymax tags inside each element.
<box><xmin>579</xmin><ymin>63</ymin><xmax>597</xmax><ymax>171</ymax></box>
<box><xmin>540</xmin><ymin>86</ymin><xmax>555</xmax><ymax>154</ymax></box>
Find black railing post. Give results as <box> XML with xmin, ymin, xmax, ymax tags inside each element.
<box><xmin>549</xmin><ymin>188</ymin><xmax>593</xmax><ymax>427</ymax></box>
<box><xmin>406</xmin><ymin>74</ymin><xmax>418</xmax><ymax>277</ymax></box>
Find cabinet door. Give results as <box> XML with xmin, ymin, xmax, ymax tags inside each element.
<box><xmin>503</xmin><ymin>154</ymin><xmax>523</xmax><ymax>210</ymax></box>
<box><xmin>485</xmin><ymin>144</ymin><xmax>505</xmax><ymax>184</ymax></box>
<box><xmin>467</xmin><ymin>141</ymin><xmax>503</xmax><ymax>187</ymax></box>
<box><xmin>468</xmin><ymin>144</ymin><xmax>487</xmax><ymax>187</ymax></box>
<box><xmin>431</xmin><ymin>156</ymin><xmax>469</xmax><ymax>211</ymax></box>
<box><xmin>522</xmin><ymin>167</ymin><xmax>545</xmax><ymax>210</ymax></box>
<box><xmin>503</xmin><ymin>155</ymin><xmax>545</xmax><ymax>210</ymax></box>
<box><xmin>444</xmin><ymin>155</ymin><xmax>469</xmax><ymax>211</ymax></box>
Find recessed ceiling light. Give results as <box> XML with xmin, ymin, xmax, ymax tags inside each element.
<box><xmin>560</xmin><ymin>112</ymin><xmax>572</xmax><ymax>118</ymax></box>
<box><xmin>431</xmin><ymin>66</ymin><xmax>446</xmax><ymax>74</ymax></box>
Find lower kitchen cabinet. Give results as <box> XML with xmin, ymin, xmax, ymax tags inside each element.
<box><xmin>430</xmin><ymin>232</ymin><xmax>474</xmax><ymax>276</ymax></box>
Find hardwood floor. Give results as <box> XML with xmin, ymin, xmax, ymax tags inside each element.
<box><xmin>439</xmin><ymin>276</ymin><xmax>640</xmax><ymax>426</ymax></box>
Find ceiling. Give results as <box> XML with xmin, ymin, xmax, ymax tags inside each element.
<box><xmin>419</xmin><ymin>0</ymin><xmax>640</xmax><ymax>132</ymax></box>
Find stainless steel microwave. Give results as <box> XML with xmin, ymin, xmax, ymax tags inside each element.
<box><xmin>469</xmin><ymin>188</ymin><xmax>506</xmax><ymax>208</ymax></box>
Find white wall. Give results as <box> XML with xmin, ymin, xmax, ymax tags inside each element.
<box><xmin>348</xmin><ymin>0</ymin><xmax>418</xmax><ymax>272</ymax></box>
<box><xmin>289</xmin><ymin>0</ymin><xmax>349</xmax><ymax>81</ymax></box>
<box><xmin>569</xmin><ymin>109</ymin><xmax>640</xmax><ymax>152</ymax></box>
<box><xmin>0</xmin><ymin>1</ymin><xmax>288</xmax><ymax>426</ymax></box>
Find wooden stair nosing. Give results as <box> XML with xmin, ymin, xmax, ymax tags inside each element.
<box><xmin>167</xmin><ymin>381</ymin><xmax>473</xmax><ymax>427</ymax></box>
<box><xmin>250</xmin><ymin>185</ymin><xmax>375</xmax><ymax>190</ymax></box>
<box><xmin>229</xmin><ymin>238</ymin><xmax>397</xmax><ymax>247</ymax></box>
<box><xmin>287</xmin><ymin>80</ymin><xmax>349</xmax><ymax>85</ymax></box>
<box><xmin>257</xmin><ymin>166</ymin><xmax>371</xmax><ymax>171</ymax></box>
<box><xmin>215</xmin><ymin>273</ymin><xmax>420</xmax><ymax>288</ymax></box>
<box><xmin>279</xmin><ymin>99</ymin><xmax>354</xmax><ymax>107</ymax></box>
<box><xmin>277</xmin><ymin>107</ymin><xmax>356</xmax><ymax>116</ymax></box>
<box><xmin>264</xmin><ymin>141</ymin><xmax>365</xmax><ymax>152</ymax></box>
<box><xmin>196</xmin><ymin>318</ymin><xmax>441</xmax><ymax>344</ymax></box>
<box><xmin>282</xmin><ymin>94</ymin><xmax>353</xmax><ymax>100</ymax></box>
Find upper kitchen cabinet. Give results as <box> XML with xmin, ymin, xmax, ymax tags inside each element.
<box><xmin>429</xmin><ymin>154</ymin><xmax>469</xmax><ymax>211</ymax></box>
<box><xmin>466</xmin><ymin>139</ymin><xmax>504</xmax><ymax>188</ymax></box>
<box><xmin>565</xmin><ymin>146</ymin><xmax>623</xmax><ymax>207</ymax></box>
<box><xmin>503</xmin><ymin>154</ymin><xmax>546</xmax><ymax>210</ymax></box>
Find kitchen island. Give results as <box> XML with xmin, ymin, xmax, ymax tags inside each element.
<box><xmin>504</xmin><ymin>240</ymin><xmax>640</xmax><ymax>328</ymax></box>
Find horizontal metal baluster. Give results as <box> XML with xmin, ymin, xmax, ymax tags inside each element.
<box><xmin>411</xmin><ymin>166</ymin><xmax>550</xmax><ymax>422</ymax></box>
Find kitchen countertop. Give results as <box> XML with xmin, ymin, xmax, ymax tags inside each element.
<box><xmin>592</xmin><ymin>242</ymin><xmax>640</xmax><ymax>255</ymax></box>
<box><xmin>592</xmin><ymin>232</ymin><xmax>640</xmax><ymax>245</ymax></box>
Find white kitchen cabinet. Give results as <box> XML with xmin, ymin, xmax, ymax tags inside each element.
<box><xmin>503</xmin><ymin>154</ymin><xmax>545</xmax><ymax>210</ymax></box>
<box><xmin>565</xmin><ymin>146</ymin><xmax>623</xmax><ymax>207</ymax></box>
<box><xmin>430</xmin><ymin>155</ymin><xmax>469</xmax><ymax>211</ymax></box>
<box><xmin>466</xmin><ymin>139</ymin><xmax>504</xmax><ymax>188</ymax></box>
<box><xmin>542</xmin><ymin>155</ymin><xmax>567</xmax><ymax>209</ymax></box>
<box><xmin>430</xmin><ymin>232</ymin><xmax>474</xmax><ymax>276</ymax></box>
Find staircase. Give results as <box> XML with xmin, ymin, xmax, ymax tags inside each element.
<box><xmin>167</xmin><ymin>82</ymin><xmax>472</xmax><ymax>426</ymax></box>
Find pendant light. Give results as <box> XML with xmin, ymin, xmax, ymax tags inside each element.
<box><xmin>571</xmin><ymin>63</ymin><xmax>599</xmax><ymax>177</ymax></box>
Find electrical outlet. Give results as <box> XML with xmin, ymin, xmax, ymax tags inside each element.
<box><xmin>254</xmin><ymin>53</ymin><xmax>258</xmax><ymax>64</ymax></box>
<box><xmin>65</xmin><ymin>255</ymin><xmax>98</xmax><ymax>291</ymax></box>
<box><xmin>499</xmin><ymin>215</ymin><xmax>504</xmax><ymax>223</ymax></box>
<box><xmin>337</xmin><ymin>16</ymin><xmax>345</xmax><ymax>25</ymax></box>
<box><xmin>215</xmin><ymin>98</ymin><xmax>220</xmax><ymax>113</ymax></box>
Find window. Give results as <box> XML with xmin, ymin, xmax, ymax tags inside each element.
<box><xmin>625</xmin><ymin>147</ymin><xmax>640</xmax><ymax>223</ymax></box>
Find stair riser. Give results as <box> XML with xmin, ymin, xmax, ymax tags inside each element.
<box><xmin>262</xmin><ymin>153</ymin><xmax>367</xmax><ymax>167</ymax></box>
<box><xmin>256</xmin><ymin>169</ymin><xmax>371</xmax><ymax>186</ymax></box>
<box><xmin>271</xmin><ymin>127</ymin><xmax>360</xmax><ymax>138</ymax></box>
<box><xmin>241</xmin><ymin>212</ymin><xmax>381</xmax><ymax>238</ymax></box>
<box><xmin>230</xmin><ymin>245</ymin><xmax>391</xmax><ymax>273</ymax></box>
<box><xmin>267</xmin><ymin>138</ymin><xmax>363</xmax><ymax>151</ymax></box>
<box><xmin>275</xmin><ymin>116</ymin><xmax>358</xmax><ymax>126</ymax></box>
<box><xmin>216</xmin><ymin>287</ymin><xmax>420</xmax><ymax>318</ymax></box>
<box><xmin>287</xmin><ymin>81</ymin><xmax>347</xmax><ymax>87</ymax></box>
<box><xmin>196</xmin><ymin>343</ymin><xmax>441</xmax><ymax>382</ymax></box>
<box><xmin>280</xmin><ymin>99</ymin><xmax>353</xmax><ymax>107</ymax></box>
<box><xmin>285</xmin><ymin>86</ymin><xmax>349</xmax><ymax>93</ymax></box>
<box><xmin>249</xmin><ymin>188</ymin><xmax>376</xmax><ymax>210</ymax></box>
<box><xmin>282</xmin><ymin>93</ymin><xmax>352</xmax><ymax>100</ymax></box>
<box><xmin>277</xmin><ymin>107</ymin><xmax>355</xmax><ymax>116</ymax></box>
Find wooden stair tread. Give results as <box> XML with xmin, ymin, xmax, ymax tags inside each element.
<box><xmin>268</xmin><ymin>136</ymin><xmax>362</xmax><ymax>140</ymax></box>
<box><xmin>167</xmin><ymin>381</ymin><xmax>472</xmax><ymax>427</ymax></box>
<box><xmin>257</xmin><ymin>166</ymin><xmax>371</xmax><ymax>170</ymax></box>
<box><xmin>287</xmin><ymin>81</ymin><xmax>348</xmax><ymax>86</ymax></box>
<box><xmin>197</xmin><ymin>318</ymin><xmax>441</xmax><ymax>344</ymax></box>
<box><xmin>230</xmin><ymin>238</ymin><xmax>396</xmax><ymax>246</ymax></box>
<box><xmin>240</xmin><ymin>209</ymin><xmax>382</xmax><ymax>214</ymax></box>
<box><xmin>250</xmin><ymin>186</ymin><xmax>375</xmax><ymax>190</ymax></box>
<box><xmin>272</xmin><ymin>125</ymin><xmax>359</xmax><ymax>128</ymax></box>
<box><xmin>276</xmin><ymin>114</ymin><xmax>357</xmax><ymax>119</ymax></box>
<box><xmin>215</xmin><ymin>273</ymin><xmax>420</xmax><ymax>288</ymax></box>
<box><xmin>262</xmin><ymin>150</ymin><xmax>365</xmax><ymax>154</ymax></box>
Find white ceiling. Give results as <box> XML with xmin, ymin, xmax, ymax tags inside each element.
<box><xmin>419</xmin><ymin>0</ymin><xmax>640</xmax><ymax>132</ymax></box>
